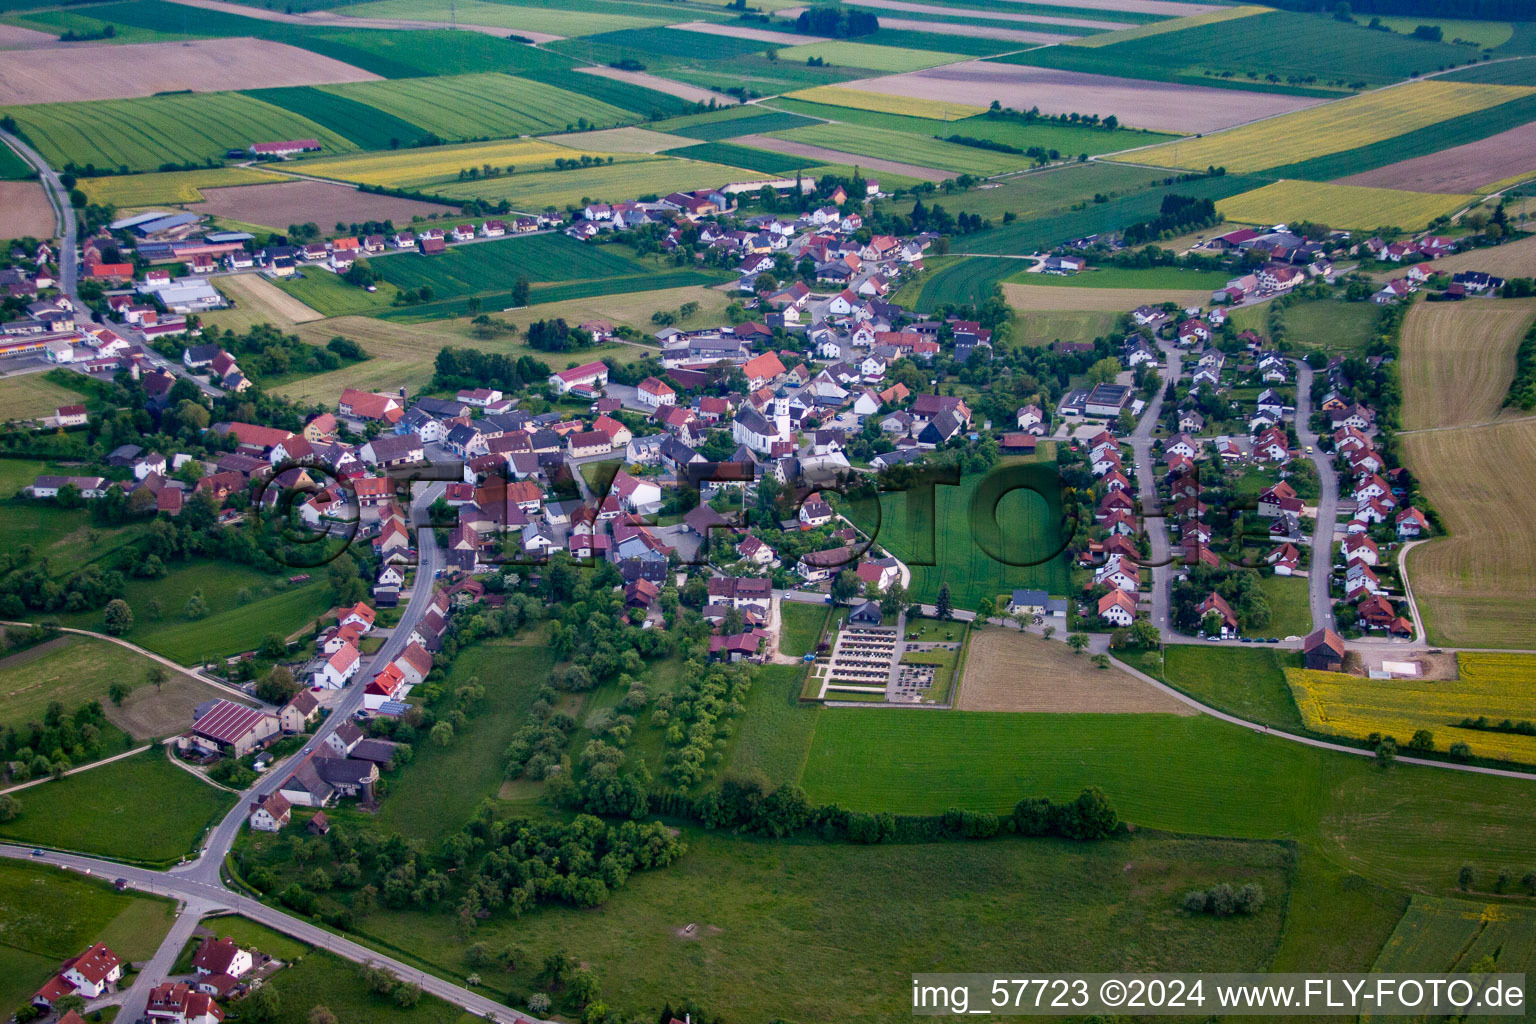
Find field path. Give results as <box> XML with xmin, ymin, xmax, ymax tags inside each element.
<box><xmin>162</xmin><ymin>0</ymin><xmax>563</xmax><ymax>40</ymax></box>
<box><xmin>734</xmin><ymin>133</ymin><xmax>952</xmax><ymax>181</ymax></box>
<box><xmin>0</xmin><ymin>744</ymin><xmax>152</xmax><ymax>795</ymax></box>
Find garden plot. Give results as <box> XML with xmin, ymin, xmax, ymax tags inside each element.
<box><xmin>837</xmin><ymin>61</ymin><xmax>1323</xmax><ymax>134</ymax></box>
<box><xmin>0</xmin><ymin>37</ymin><xmax>377</xmax><ymax>105</ymax></box>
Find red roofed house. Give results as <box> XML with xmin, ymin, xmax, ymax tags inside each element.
<box><xmin>250</xmin><ymin>139</ymin><xmax>320</xmax><ymax>156</ymax></box>
<box><xmin>53</xmin><ymin>943</ymin><xmax>123</xmax><ymax>1000</ymax></box>
<box><xmin>637</xmin><ymin>376</ymin><xmax>676</xmax><ymax>408</ymax></box>
<box><xmin>339</xmin><ymin>601</ymin><xmax>376</xmax><ymax>633</ymax></box>
<box><xmin>548</xmin><ymin>360</ymin><xmax>609</xmax><ymax>394</ymax></box>
<box><xmin>192</xmin><ymin>938</ymin><xmax>253</xmax><ymax>980</ymax></box>
<box><xmin>1097</xmin><ymin>588</ymin><xmax>1136</xmax><ymax>627</ymax></box>
<box><xmin>249</xmin><ymin>791</ymin><xmax>291</xmax><ymax>832</ymax></box>
<box><xmin>1198</xmin><ymin>592</ymin><xmax>1238</xmax><ymax>637</ymax></box>
<box><xmin>56</xmin><ymin>404</ymin><xmax>87</xmax><ymax>427</ymax></box>
<box><xmin>743</xmin><ymin>352</ymin><xmax>787</xmax><ymax>390</ymax></box>
<box><xmin>338</xmin><ymin>389</ymin><xmax>403</xmax><ymax>424</ymax></box>
<box><xmin>147</xmin><ymin>981</ymin><xmax>224</xmax><ymax>1024</ymax></box>
<box><xmin>314</xmin><ymin>641</ymin><xmax>360</xmax><ymax>688</ymax></box>
<box><xmin>364</xmin><ymin>662</ymin><xmax>407</xmax><ymax>712</ymax></box>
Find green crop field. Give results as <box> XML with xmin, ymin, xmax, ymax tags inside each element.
<box><xmin>778</xmin><ymin>601</ymin><xmax>830</xmax><ymax>658</ymax></box>
<box><xmin>1010</xmin><ymin>265</ymin><xmax>1231</xmax><ymax>291</ymax></box>
<box><xmin>846</xmin><ymin>26</ymin><xmax>1019</xmax><ymax>55</ymax></box>
<box><xmin>559</xmin><ymin>25</ymin><xmax>770</xmax><ymax>60</ymax></box>
<box><xmin>666</xmin><ymin>140</ymin><xmax>815</xmax><ymax>175</ymax></box>
<box><xmin>1442</xmin><ymin>59</ymin><xmax>1536</xmax><ymax>85</ymax></box>
<box><xmin>343</xmin><ymin>0</ymin><xmax>672</xmax><ymax>35</ymax></box>
<box><xmin>776</xmin><ymin>41</ymin><xmax>954</xmax><ymax>72</ymax></box>
<box><xmin>917</xmin><ymin>255</ymin><xmax>1024</xmax><ymax>309</ymax></box>
<box><xmin>771</xmin><ymin>122</ymin><xmax>1036</xmax><ymax>175</ymax></box>
<box><xmin>660</xmin><ymin>109</ymin><xmax>821</xmax><ymax>141</ymax></box>
<box><xmin>431</xmin><ymin>156</ymin><xmax>771</xmax><ymax>213</ymax></box>
<box><xmin>243</xmin><ymin>86</ymin><xmax>432</xmax><ymax>151</ymax></box>
<box><xmin>0</xmin><ymin>138</ymin><xmax>31</xmax><ymax>180</ymax></box>
<box><xmin>998</xmin><ymin>9</ymin><xmax>1480</xmax><ymax>92</ymax></box>
<box><xmin>373</xmin><ymin>233</ymin><xmax>647</xmax><ymax>298</ymax></box>
<box><xmin>319</xmin><ymin>74</ymin><xmax>634</xmax><ymax>141</ymax></box>
<box><xmin>0</xmin><ymin>748</ymin><xmax>234</xmax><ymax>863</ymax></box>
<box><xmin>0</xmin><ymin>7</ymin><xmax>190</xmax><ymax>43</ymax></box>
<box><xmin>1372</xmin><ymin>896</ymin><xmax>1536</xmax><ymax>976</ymax></box>
<box><xmin>276</xmin><ymin>270</ymin><xmax>396</xmax><ymax>319</ymax></box>
<box><xmin>1121</xmin><ymin>644</ymin><xmax>1306</xmax><ymax>731</ymax></box>
<box><xmin>1219</xmin><ymin>180</ymin><xmax>1471</xmax><ymax>232</ymax></box>
<box><xmin>0</xmin><ymin>91</ymin><xmax>355</xmax><ymax>174</ymax></box>
<box><xmin>893</xmin><ymin>162</ymin><xmax>1162</xmax><ymax>221</ymax></box>
<box><xmin>664</xmin><ymin>53</ymin><xmax>865</xmax><ymax>95</ymax></box>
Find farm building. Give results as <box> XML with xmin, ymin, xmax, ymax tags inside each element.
<box><xmin>188</xmin><ymin>699</ymin><xmax>280</xmax><ymax>758</ymax></box>
<box><xmin>250</xmin><ymin>138</ymin><xmax>321</xmax><ymax>157</ymax></box>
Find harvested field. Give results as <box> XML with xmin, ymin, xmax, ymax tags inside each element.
<box><xmin>669</xmin><ymin>20</ymin><xmax>818</xmax><ymax>45</ymax></box>
<box><xmin>1399</xmin><ymin>298</ymin><xmax>1536</xmax><ymax>431</ymax></box>
<box><xmin>79</xmin><ymin>166</ymin><xmax>284</xmax><ymax>207</ymax></box>
<box><xmin>1403</xmin><ymin>418</ymin><xmax>1536</xmax><ymax>649</ymax></box>
<box><xmin>1117</xmin><ymin>81</ymin><xmax>1535</xmax><ymax>173</ymax></box>
<box><xmin>209</xmin><ymin>273</ymin><xmax>325</xmax><ymax>330</ymax></box>
<box><xmin>543</xmin><ymin>126</ymin><xmax>688</xmax><ymax>153</ymax></box>
<box><xmin>787</xmin><ymin>84</ymin><xmax>985</xmax><ymax>120</ymax></box>
<box><xmin>845</xmin><ymin>0</ymin><xmax>1127</xmax><ymax>31</ymax></box>
<box><xmin>772</xmin><ymin>121</ymin><xmax>1035</xmax><ymax>173</ymax></box>
<box><xmin>0</xmin><ymin>372</ymin><xmax>85</xmax><ymax>420</ymax></box>
<box><xmin>1218</xmin><ymin>180</ymin><xmax>1471</xmax><ymax>232</ymax></box>
<box><xmin>957</xmin><ymin>628</ymin><xmax>1191</xmax><ymax>713</ymax></box>
<box><xmin>0</xmin><ymin>24</ymin><xmax>56</xmax><ymax>47</ymax></box>
<box><xmin>1334</xmin><ymin>121</ymin><xmax>1536</xmax><ymax>195</ymax></box>
<box><xmin>839</xmin><ymin>61</ymin><xmax>1323</xmax><ymax>134</ymax></box>
<box><xmin>1003</xmin><ymin>281</ymin><xmax>1212</xmax><ymax>311</ymax></box>
<box><xmin>0</xmin><ymin>181</ymin><xmax>53</xmax><ymax>240</ymax></box>
<box><xmin>189</xmin><ymin>178</ymin><xmax>456</xmax><ymax>230</ymax></box>
<box><xmin>572</xmin><ymin>66</ymin><xmax>722</xmax><ymax>105</ymax></box>
<box><xmin>1069</xmin><ymin>4</ymin><xmax>1266</xmax><ymax>47</ymax></box>
<box><xmin>0</xmin><ymin>37</ymin><xmax>377</xmax><ymax>105</ymax></box>
<box><xmin>736</xmin><ymin>133</ymin><xmax>950</xmax><ymax>181</ymax></box>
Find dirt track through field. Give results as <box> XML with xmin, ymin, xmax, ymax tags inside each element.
<box><xmin>842</xmin><ymin>61</ymin><xmax>1324</xmax><ymax>135</ymax></box>
<box><xmin>1335</xmin><ymin>121</ymin><xmax>1536</xmax><ymax>195</ymax></box>
<box><xmin>573</xmin><ymin>66</ymin><xmax>723</xmax><ymax>105</ymax></box>
<box><xmin>734</xmin><ymin>133</ymin><xmax>952</xmax><ymax>180</ymax></box>
<box><xmin>190</xmin><ymin>179</ymin><xmax>456</xmax><ymax>232</ymax></box>
<box><xmin>957</xmin><ymin>628</ymin><xmax>1192</xmax><ymax>712</ymax></box>
<box><xmin>1003</xmin><ymin>282</ymin><xmax>1212</xmax><ymax>311</ymax></box>
<box><xmin>1399</xmin><ymin>298</ymin><xmax>1536</xmax><ymax>431</ymax></box>
<box><xmin>0</xmin><ymin>37</ymin><xmax>379</xmax><ymax>105</ymax></box>
<box><xmin>846</xmin><ymin>0</ymin><xmax>1127</xmax><ymax>30</ymax></box>
<box><xmin>0</xmin><ymin>181</ymin><xmax>56</xmax><ymax>240</ymax></box>
<box><xmin>162</xmin><ymin>0</ymin><xmax>565</xmax><ymax>41</ymax></box>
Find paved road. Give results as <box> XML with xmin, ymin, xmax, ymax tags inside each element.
<box><xmin>1129</xmin><ymin>339</ymin><xmax>1182</xmax><ymax>638</ymax></box>
<box><xmin>115</xmin><ymin>897</ymin><xmax>217</xmax><ymax>1022</ymax></box>
<box><xmin>1</xmin><ymin>127</ymin><xmax>76</xmax><ymax>304</ymax></box>
<box><xmin>1292</xmin><ymin>358</ymin><xmax>1337</xmax><ymax>633</ymax></box>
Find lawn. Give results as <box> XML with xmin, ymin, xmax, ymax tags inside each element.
<box><xmin>771</xmin><ymin>122</ymin><xmax>1038</xmax><ymax>175</ymax></box>
<box><xmin>724</xmin><ymin>663</ymin><xmax>818</xmax><ymax>787</ymax></box>
<box><xmin>318</xmin><ymin>73</ymin><xmax>634</xmax><ymax>141</ymax></box>
<box><xmin>847</xmin><ymin>453</ymin><xmax>1070</xmax><ymax>608</ymax></box>
<box><xmin>344</xmin><ymin>830</ymin><xmax>1291</xmax><ymax>1023</ymax></box>
<box><xmin>1218</xmin><ymin>180</ymin><xmax>1472</xmax><ymax>232</ymax></box>
<box><xmin>0</xmin><ymin>91</ymin><xmax>355</xmax><ymax>173</ymax></box>
<box><xmin>1121</xmin><ymin>644</ymin><xmax>1305</xmax><ymax>731</ymax></box>
<box><xmin>778</xmin><ymin>600</ymin><xmax>829</xmax><ymax>658</ymax></box>
<box><xmin>77</xmin><ymin>166</ymin><xmax>285</xmax><ymax>208</ymax></box>
<box><xmin>1277</xmin><ymin>296</ymin><xmax>1380</xmax><ymax>352</ymax></box>
<box><xmin>1258</xmin><ymin>573</ymin><xmax>1312</xmax><ymax>638</ymax></box>
<box><xmin>1115</xmin><ymin>81</ymin><xmax>1533</xmax><ymax>175</ymax></box>
<box><xmin>1012</xmin><ymin>308</ymin><xmax>1120</xmax><ymax>348</ymax></box>
<box><xmin>1286</xmin><ymin>654</ymin><xmax>1536</xmax><ymax>765</ymax></box>
<box><xmin>56</xmin><ymin>559</ymin><xmax>334</xmax><ymax>666</ymax></box>
<box><xmin>0</xmin><ymin>371</ymin><xmax>88</xmax><ymax>421</ymax></box>
<box><xmin>370</xmin><ymin>631</ymin><xmax>555</xmax><ymax>841</ymax></box>
<box><xmin>0</xmin><ymin>748</ymin><xmax>235</xmax><ymax>864</ymax></box>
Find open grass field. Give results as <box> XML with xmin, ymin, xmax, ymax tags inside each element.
<box><xmin>0</xmin><ymin>748</ymin><xmax>234</xmax><ymax>863</ymax></box>
<box><xmin>231</xmin><ymin>938</ymin><xmax>481</xmax><ymax>1024</ymax></box>
<box><xmin>771</xmin><ymin>121</ymin><xmax>1040</xmax><ymax>175</ymax></box>
<box><xmin>724</xmin><ymin>663</ymin><xmax>817</xmax><ymax>786</ymax></box>
<box><xmin>371</xmin><ymin>232</ymin><xmax>646</xmax><ymax>299</ymax></box>
<box><xmin>0</xmin><ymin>857</ymin><xmax>176</xmax><ymax>962</ymax></box>
<box><xmin>371</xmin><ymin>632</ymin><xmax>554</xmax><ymax>843</ymax></box>
<box><xmin>193</xmin><ymin>178</ymin><xmax>455</xmax><ymax>232</ymax></box>
<box><xmin>776</xmin><ymin>40</ymin><xmax>954</xmax><ymax>72</ymax></box>
<box><xmin>0</xmin><ymin>501</ymin><xmax>149</xmax><ymax>578</ymax></box>
<box><xmin>77</xmin><ymin>166</ymin><xmax>283</xmax><ymax>207</ymax></box>
<box><xmin>958</xmin><ymin>627</ymin><xmax>1189</xmax><ymax>712</ymax></box>
<box><xmin>276</xmin><ymin>269</ymin><xmax>395</xmax><ymax>319</ymax></box>
<box><xmin>242</xmin><ymin>84</ymin><xmax>433</xmax><ymax>151</ymax></box>
<box><xmin>343</xmin><ymin>0</ymin><xmax>671</xmax><ymax>34</ymax></box>
<box><xmin>1217</xmin><ymin>180</ymin><xmax>1472</xmax><ymax>232</ymax></box>
<box><xmin>1404</xmin><ymin>418</ymin><xmax>1536</xmax><ymax>649</ymax></box>
<box><xmin>1286</xmin><ymin>657</ymin><xmax>1536</xmax><ymax>764</ymax></box>
<box><xmin>1258</xmin><ymin>573</ymin><xmax>1312</xmax><ymax>639</ymax></box>
<box><xmin>778</xmin><ymin>600</ymin><xmax>829</xmax><ymax>657</ymax></box>
<box><xmin>0</xmin><ymin>181</ymin><xmax>51</xmax><ymax>240</ymax></box>
<box><xmin>1118</xmin><ymin>81</ymin><xmax>1534</xmax><ymax>174</ymax></box>
<box><xmin>1276</xmin><ymin>296</ymin><xmax>1379</xmax><ymax>353</ymax></box>
<box><xmin>1124</xmin><ymin>644</ymin><xmax>1306</xmax><ymax>731</ymax></box>
<box><xmin>1399</xmin><ymin>298</ymin><xmax>1536</xmax><ymax>431</ymax></box>
<box><xmin>1012</xmin><ymin>308</ymin><xmax>1119</xmax><ymax>347</ymax></box>
<box><xmin>1012</xmin><ymin>265</ymin><xmax>1229</xmax><ymax>290</ymax></box>
<box><xmin>848</xmin><ymin>453</ymin><xmax>1070</xmax><ymax>608</ymax></box>
<box><xmin>319</xmin><ymin>73</ymin><xmax>633</xmax><ymax>140</ymax></box>
<box><xmin>0</xmin><ymin>371</ymin><xmax>84</xmax><ymax>421</ymax></box>
<box><xmin>786</xmin><ymin>84</ymin><xmax>986</xmax><ymax>120</ymax></box>
<box><xmin>1</xmin><ymin>90</ymin><xmax>356</xmax><ymax>173</ymax></box>
<box><xmin>1004</xmin><ymin>9</ymin><xmax>1480</xmax><ymax>92</ymax></box>
<box><xmin>431</xmin><ymin>156</ymin><xmax>772</xmax><ymax>213</ymax></box>
<box><xmin>344</xmin><ymin>829</ymin><xmax>1291</xmax><ymax>1024</ymax></box>
<box><xmin>1335</xmin><ymin>119</ymin><xmax>1536</xmax><ymax>195</ymax></box>
<box><xmin>923</xmin><ymin>161</ymin><xmax>1166</xmax><ymax>220</ymax></box>
<box><xmin>0</xmin><ymin>37</ymin><xmax>377</xmax><ymax>106</ymax></box>
<box><xmin>0</xmin><ymin>632</ymin><xmax>235</xmax><ymax>739</ymax></box>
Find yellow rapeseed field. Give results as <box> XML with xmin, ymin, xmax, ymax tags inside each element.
<box><xmin>1113</xmin><ymin>81</ymin><xmax>1535</xmax><ymax>173</ymax></box>
<box><xmin>787</xmin><ymin>86</ymin><xmax>986</xmax><ymax>121</ymax></box>
<box><xmin>1285</xmin><ymin>657</ymin><xmax>1536</xmax><ymax>764</ymax></box>
<box><xmin>79</xmin><ymin>166</ymin><xmax>288</xmax><ymax>207</ymax></box>
<box><xmin>1217</xmin><ymin>179</ymin><xmax>1472</xmax><ymax>231</ymax></box>
<box><xmin>298</xmin><ymin>138</ymin><xmax>644</xmax><ymax>190</ymax></box>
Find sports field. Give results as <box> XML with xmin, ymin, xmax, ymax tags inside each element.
<box><xmin>0</xmin><ymin>91</ymin><xmax>355</xmax><ymax>173</ymax></box>
<box><xmin>1399</xmin><ymin>298</ymin><xmax>1536</xmax><ymax>431</ymax></box>
<box><xmin>1217</xmin><ymin>180</ymin><xmax>1472</xmax><ymax>231</ymax></box>
<box><xmin>77</xmin><ymin>166</ymin><xmax>283</xmax><ymax>207</ymax></box>
<box><xmin>1286</xmin><ymin>656</ymin><xmax>1536</xmax><ymax>764</ymax></box>
<box><xmin>1117</xmin><ymin>82</ymin><xmax>1535</xmax><ymax>174</ymax></box>
<box><xmin>318</xmin><ymin>73</ymin><xmax>633</xmax><ymax>140</ymax></box>
<box><xmin>787</xmin><ymin>85</ymin><xmax>987</xmax><ymax>120</ymax></box>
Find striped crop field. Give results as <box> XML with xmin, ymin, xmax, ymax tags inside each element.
<box><xmin>786</xmin><ymin>85</ymin><xmax>986</xmax><ymax>120</ymax></box>
<box><xmin>1068</xmin><ymin>4</ymin><xmax>1268</xmax><ymax>48</ymax></box>
<box><xmin>1285</xmin><ymin>658</ymin><xmax>1536</xmax><ymax>765</ymax></box>
<box><xmin>317</xmin><ymin>73</ymin><xmax>633</xmax><ymax>141</ymax></box>
<box><xmin>1111</xmin><ymin>81</ymin><xmax>1535</xmax><ymax>174</ymax></box>
<box><xmin>772</xmin><ymin>122</ymin><xmax>1035</xmax><ymax>174</ymax></box>
<box><xmin>775</xmin><ymin>42</ymin><xmax>956</xmax><ymax>72</ymax></box>
<box><xmin>430</xmin><ymin>157</ymin><xmax>772</xmax><ymax>212</ymax></box>
<box><xmin>78</xmin><ymin>166</ymin><xmax>289</xmax><ymax>207</ymax></box>
<box><xmin>337</xmin><ymin>0</ymin><xmax>672</xmax><ymax>35</ymax></box>
<box><xmin>1217</xmin><ymin>179</ymin><xmax>1472</xmax><ymax>231</ymax></box>
<box><xmin>0</xmin><ymin>91</ymin><xmax>355</xmax><ymax>173</ymax></box>
<box><xmin>295</xmin><ymin>138</ymin><xmax>638</xmax><ymax>189</ymax></box>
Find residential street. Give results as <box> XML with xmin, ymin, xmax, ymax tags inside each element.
<box><xmin>1291</xmin><ymin>357</ymin><xmax>1338</xmax><ymax>632</ymax></box>
<box><xmin>1129</xmin><ymin>339</ymin><xmax>1182</xmax><ymax>640</ymax></box>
